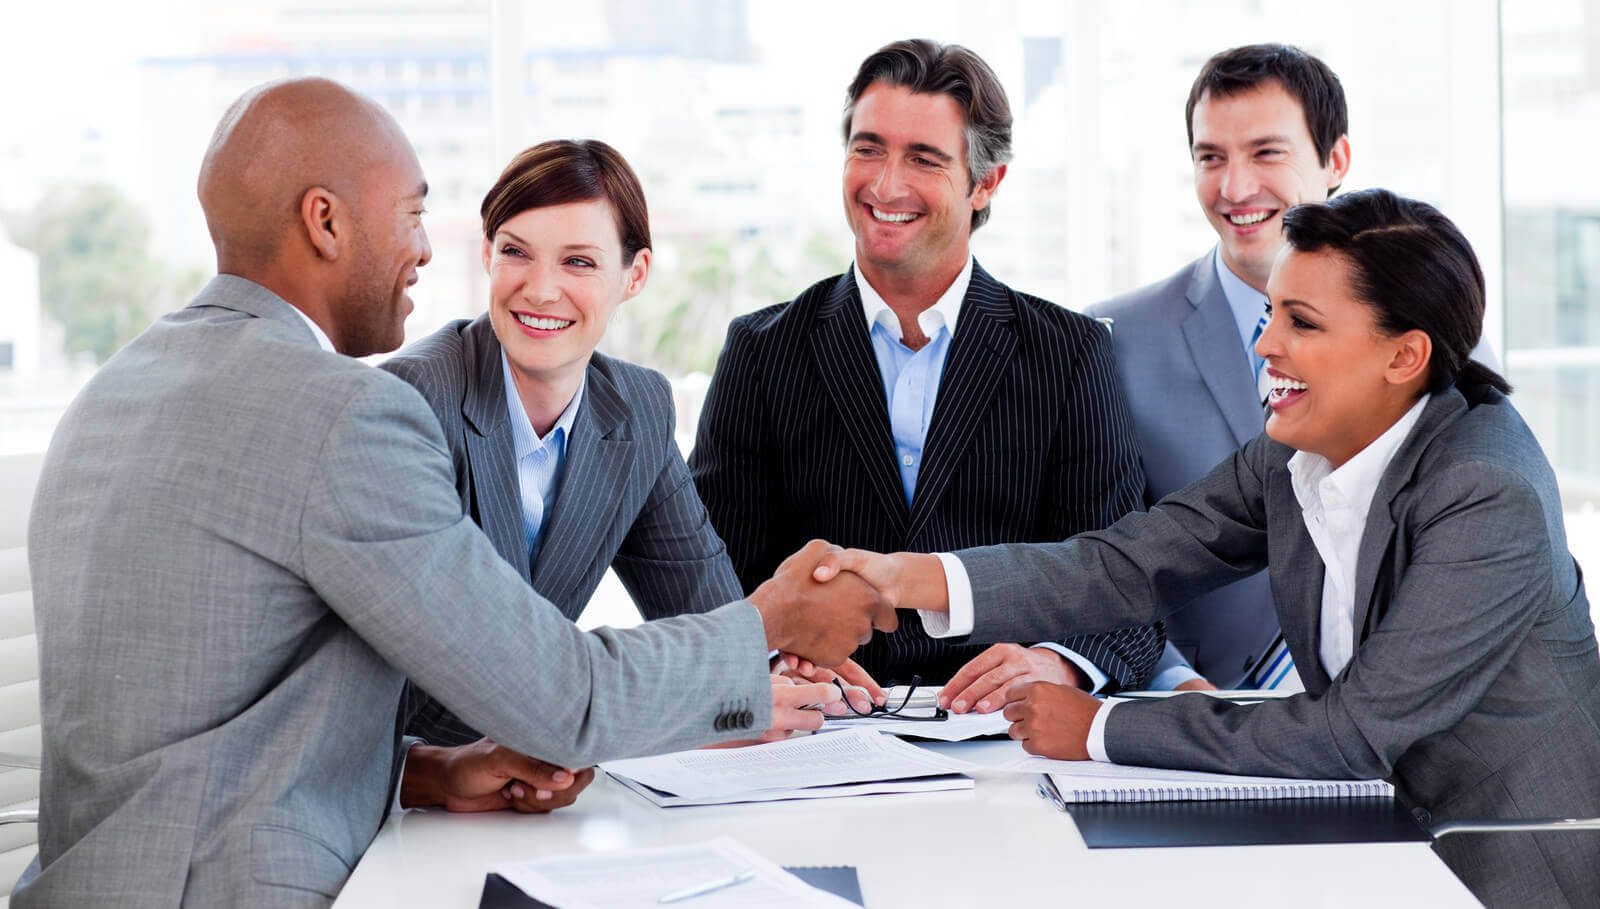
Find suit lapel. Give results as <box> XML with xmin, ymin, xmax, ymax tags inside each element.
<box><xmin>807</xmin><ymin>273</ymin><xmax>909</xmax><ymax>532</ymax></box>
<box><xmin>530</xmin><ymin>363</ymin><xmax>634</xmax><ymax>610</ymax></box>
<box><xmin>1349</xmin><ymin>391</ymin><xmax>1466</xmax><ymax>644</ymax></box>
<box><xmin>1181</xmin><ymin>253</ymin><xmax>1264</xmax><ymax>448</ymax></box>
<box><xmin>907</xmin><ymin>262</ymin><xmax>1017</xmax><ymax>542</ymax></box>
<box><xmin>460</xmin><ymin>318</ymin><xmax>532</xmax><ymax>584</ymax></box>
<box><xmin>1267</xmin><ymin>462</ymin><xmax>1333</xmax><ymax>691</ymax></box>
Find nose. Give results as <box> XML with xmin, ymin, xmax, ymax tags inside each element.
<box><xmin>524</xmin><ymin>258</ymin><xmax>561</xmax><ymax>306</ymax></box>
<box><xmin>871</xmin><ymin>156</ymin><xmax>907</xmax><ymax>202</ymax></box>
<box><xmin>1220</xmin><ymin>158</ymin><xmax>1260</xmax><ymax>204</ymax></box>
<box><xmin>1254</xmin><ymin>307</ymin><xmax>1283</xmax><ymax>361</ymax></box>
<box><xmin>416</xmin><ymin>224</ymin><xmax>433</xmax><ymax>268</ymax></box>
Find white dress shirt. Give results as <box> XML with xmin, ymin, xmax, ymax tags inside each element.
<box><xmin>928</xmin><ymin>395</ymin><xmax>1433</xmax><ymax>761</ymax></box>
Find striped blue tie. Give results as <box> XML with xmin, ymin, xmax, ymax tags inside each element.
<box><xmin>1249</xmin><ymin>308</ymin><xmax>1271</xmax><ymax>404</ymax></box>
<box><xmin>1245</xmin><ymin>633</ymin><xmax>1304</xmax><ymax>692</ymax></box>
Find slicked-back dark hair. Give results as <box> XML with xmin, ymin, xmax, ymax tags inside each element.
<box><xmin>480</xmin><ymin>139</ymin><xmax>650</xmax><ymax>265</ymax></box>
<box><xmin>1187</xmin><ymin>43</ymin><xmax>1348</xmax><ymax>189</ymax></box>
<box><xmin>842</xmin><ymin>38</ymin><xmax>1013</xmax><ymax>230</ymax></box>
<box><xmin>1282</xmin><ymin>189</ymin><xmax>1510</xmax><ymax>395</ymax></box>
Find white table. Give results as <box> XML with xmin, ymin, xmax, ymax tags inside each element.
<box><xmin>334</xmin><ymin>740</ymin><xmax>1482</xmax><ymax>908</ymax></box>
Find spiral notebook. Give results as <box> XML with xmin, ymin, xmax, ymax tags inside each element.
<box><xmin>1034</xmin><ymin>762</ymin><xmax>1393</xmax><ymax>805</ymax></box>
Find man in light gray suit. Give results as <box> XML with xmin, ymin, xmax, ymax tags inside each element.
<box><xmin>1085</xmin><ymin>44</ymin><xmax>1351</xmax><ymax>690</ymax></box>
<box><xmin>15</xmin><ymin>78</ymin><xmax>891</xmax><ymax>907</ymax></box>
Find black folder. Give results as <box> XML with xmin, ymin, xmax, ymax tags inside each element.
<box><xmin>479</xmin><ymin>864</ymin><xmax>864</xmax><ymax>907</ymax></box>
<box><xmin>1066</xmin><ymin>796</ymin><xmax>1431</xmax><ymax>848</ymax></box>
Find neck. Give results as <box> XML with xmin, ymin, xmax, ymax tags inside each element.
<box><xmin>222</xmin><ymin>260</ymin><xmax>344</xmax><ymax>352</ymax></box>
<box><xmin>858</xmin><ymin>253</ymin><xmax>966</xmax><ymax>350</ymax></box>
<box><xmin>1218</xmin><ymin>248</ymin><xmax>1270</xmax><ymax>295</ymax></box>
<box><xmin>507</xmin><ymin>359</ymin><xmax>586</xmax><ymax>438</ymax></box>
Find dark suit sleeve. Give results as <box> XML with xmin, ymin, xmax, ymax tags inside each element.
<box><xmin>1035</xmin><ymin>318</ymin><xmax>1164</xmax><ymax>689</ymax></box>
<box><xmin>689</xmin><ymin>318</ymin><xmax>787</xmax><ymax>594</ymax></box>
<box><xmin>614</xmin><ymin>379</ymin><xmax>747</xmax><ymax>618</ymax></box>
<box><xmin>1105</xmin><ymin>461</ymin><xmax>1557</xmax><ymax>780</ymax></box>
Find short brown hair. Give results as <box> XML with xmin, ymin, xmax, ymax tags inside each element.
<box><xmin>842</xmin><ymin>39</ymin><xmax>1013</xmax><ymax>230</ymax></box>
<box><xmin>480</xmin><ymin>139</ymin><xmax>651</xmax><ymax>264</ymax></box>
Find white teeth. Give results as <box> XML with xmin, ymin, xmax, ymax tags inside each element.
<box><xmin>870</xmin><ymin>208</ymin><xmax>917</xmax><ymax>223</ymax></box>
<box><xmin>1269</xmin><ymin>375</ymin><xmax>1308</xmax><ymax>392</ymax></box>
<box><xmin>515</xmin><ymin>313</ymin><xmax>573</xmax><ymax>331</ymax></box>
<box><xmin>1229</xmin><ymin>211</ymin><xmax>1272</xmax><ymax>226</ymax></box>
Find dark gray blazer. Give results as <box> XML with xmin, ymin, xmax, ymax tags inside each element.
<box><xmin>1085</xmin><ymin>252</ymin><xmax>1279</xmax><ymax>687</ymax></box>
<box><xmin>692</xmin><ymin>261</ymin><xmax>1163</xmax><ymax>688</ymax></box>
<box><xmin>15</xmin><ymin>278</ymin><xmax>771</xmax><ymax>907</ymax></box>
<box><xmin>957</xmin><ymin>385</ymin><xmax>1600</xmax><ymax>907</ymax></box>
<box><xmin>382</xmin><ymin>315</ymin><xmax>744</xmax><ymax>745</ymax></box>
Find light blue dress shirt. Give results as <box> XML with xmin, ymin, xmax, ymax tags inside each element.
<box><xmin>500</xmin><ymin>350</ymin><xmax>585</xmax><ymax>568</ymax></box>
<box><xmin>854</xmin><ymin>258</ymin><xmax>971</xmax><ymax>505</ymax></box>
<box><xmin>1213</xmin><ymin>247</ymin><xmax>1270</xmax><ymax>377</ymax></box>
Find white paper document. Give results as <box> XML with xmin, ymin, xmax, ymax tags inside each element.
<box><xmin>600</xmin><ymin>727</ymin><xmax>976</xmax><ymax>805</ymax></box>
<box><xmin>820</xmin><ymin>709</ymin><xmax>1010</xmax><ymax>741</ymax></box>
<box><xmin>492</xmin><ymin>837</ymin><xmax>858</xmax><ymax>909</ymax></box>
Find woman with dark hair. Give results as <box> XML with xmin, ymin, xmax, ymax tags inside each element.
<box><xmin>382</xmin><ymin>140</ymin><xmax>860</xmax><ymax>809</ymax></box>
<box><xmin>824</xmin><ymin>189</ymin><xmax>1600</xmax><ymax>906</ymax></box>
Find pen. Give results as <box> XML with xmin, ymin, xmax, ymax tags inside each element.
<box><xmin>657</xmin><ymin>868</ymin><xmax>756</xmax><ymax>903</ymax></box>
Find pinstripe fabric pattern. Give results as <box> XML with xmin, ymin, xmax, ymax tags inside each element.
<box><xmin>690</xmin><ymin>262</ymin><xmax>1163</xmax><ymax>689</ymax></box>
<box><xmin>383</xmin><ymin>316</ymin><xmax>744</xmax><ymax>746</ymax></box>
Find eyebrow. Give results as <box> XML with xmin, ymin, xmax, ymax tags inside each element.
<box><xmin>849</xmin><ymin>131</ymin><xmax>955</xmax><ymax>164</ymax></box>
<box><xmin>1279</xmin><ymin>298</ymin><xmax>1325</xmax><ymax>319</ymax></box>
<box><xmin>495</xmin><ymin>229</ymin><xmax>606</xmax><ymax>255</ymax></box>
<box><xmin>1193</xmin><ymin>135</ymin><xmax>1295</xmax><ymax>153</ymax></box>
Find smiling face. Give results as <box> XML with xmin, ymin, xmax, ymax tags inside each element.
<box><xmin>484</xmin><ymin>199</ymin><xmax>648</xmax><ymax>395</ymax></box>
<box><xmin>340</xmin><ymin>143</ymin><xmax>432</xmax><ymax>356</ymax></box>
<box><xmin>1257</xmin><ymin>245</ymin><xmax>1429</xmax><ymax>468</ymax></box>
<box><xmin>1191</xmin><ymin>80</ymin><xmax>1349</xmax><ymax>291</ymax></box>
<box><xmin>842</xmin><ymin>82</ymin><xmax>1000</xmax><ymax>289</ymax></box>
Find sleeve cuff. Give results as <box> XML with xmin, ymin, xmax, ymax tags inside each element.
<box><xmin>391</xmin><ymin>737</ymin><xmax>423</xmax><ymax>816</ymax></box>
<box><xmin>1086</xmin><ymin>701</ymin><xmax>1115</xmax><ymax>763</ymax></box>
<box><xmin>1029</xmin><ymin>643</ymin><xmax>1111</xmax><ymax>694</ymax></box>
<box><xmin>1149</xmin><ymin>663</ymin><xmax>1205</xmax><ymax>691</ymax></box>
<box><xmin>921</xmin><ymin>552</ymin><xmax>973</xmax><ymax>638</ymax></box>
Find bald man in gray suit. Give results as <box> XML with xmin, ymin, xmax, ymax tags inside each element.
<box><xmin>15</xmin><ymin>79</ymin><xmax>889</xmax><ymax>907</ymax></box>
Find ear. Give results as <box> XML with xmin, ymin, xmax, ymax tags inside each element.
<box><xmin>1385</xmin><ymin>328</ymin><xmax>1432</xmax><ymax>389</ymax></box>
<box><xmin>969</xmin><ymin>163</ymin><xmax>1006</xmax><ymax>212</ymax></box>
<box><xmin>300</xmin><ymin>186</ymin><xmax>342</xmax><ymax>260</ymax></box>
<box><xmin>1324</xmin><ymin>135</ymin><xmax>1352</xmax><ymax>193</ymax></box>
<box><xmin>619</xmin><ymin>247</ymin><xmax>652</xmax><ymax>303</ymax></box>
<box><xmin>481</xmin><ymin>235</ymin><xmax>494</xmax><ymax>274</ymax></box>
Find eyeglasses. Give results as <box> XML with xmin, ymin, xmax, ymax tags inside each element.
<box><xmin>821</xmin><ymin>675</ymin><xmax>949</xmax><ymax>722</ymax></box>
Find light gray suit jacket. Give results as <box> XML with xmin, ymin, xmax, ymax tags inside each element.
<box><xmin>1086</xmin><ymin>252</ymin><xmax>1279</xmax><ymax>687</ymax></box>
<box><xmin>16</xmin><ymin>277</ymin><xmax>771</xmax><ymax>907</ymax></box>
<box><xmin>956</xmin><ymin>385</ymin><xmax>1600</xmax><ymax>906</ymax></box>
<box><xmin>382</xmin><ymin>316</ymin><xmax>745</xmax><ymax>745</ymax></box>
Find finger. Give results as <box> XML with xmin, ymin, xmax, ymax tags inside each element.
<box><xmin>950</xmin><ymin>664</ymin><xmax>1029</xmax><ymax>714</ymax></box>
<box><xmin>794</xmin><ymin>658</ymin><xmax>819</xmax><ymax>678</ymax></box>
<box><xmin>775</xmin><ymin>681</ymin><xmax>835</xmax><ymax>708</ymax></box>
<box><xmin>838</xmin><ymin>684</ymin><xmax>874</xmax><ymax>714</ymax></box>
<box><xmin>938</xmin><ymin>646</ymin><xmax>1008</xmax><ymax>708</ymax></box>
<box><xmin>1002</xmin><ymin>699</ymin><xmax>1029</xmax><ymax>723</ymax></box>
<box><xmin>813</xmin><ymin>547</ymin><xmax>868</xmax><ymax>582</ymax></box>
<box><xmin>769</xmin><ymin>672</ymin><xmax>799</xmax><ymax>686</ymax></box>
<box><xmin>491</xmin><ymin>748</ymin><xmax>576</xmax><ymax>790</ymax></box>
<box><xmin>832</xmin><ymin>659</ymin><xmax>887</xmax><ymax>704</ymax></box>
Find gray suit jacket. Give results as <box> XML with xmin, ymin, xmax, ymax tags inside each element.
<box><xmin>16</xmin><ymin>277</ymin><xmax>771</xmax><ymax>907</ymax></box>
<box><xmin>382</xmin><ymin>316</ymin><xmax>744</xmax><ymax>745</ymax></box>
<box><xmin>957</xmin><ymin>385</ymin><xmax>1600</xmax><ymax>906</ymax></box>
<box><xmin>1086</xmin><ymin>252</ymin><xmax>1278</xmax><ymax>687</ymax></box>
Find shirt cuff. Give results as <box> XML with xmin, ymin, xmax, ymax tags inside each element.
<box><xmin>1029</xmin><ymin>643</ymin><xmax>1111</xmax><ymax>694</ymax></box>
<box><xmin>391</xmin><ymin>737</ymin><xmax>423</xmax><ymax>816</ymax></box>
<box><xmin>1086</xmin><ymin>700</ymin><xmax>1115</xmax><ymax>763</ymax></box>
<box><xmin>920</xmin><ymin>552</ymin><xmax>973</xmax><ymax>638</ymax></box>
<box><xmin>1149</xmin><ymin>663</ymin><xmax>1205</xmax><ymax>691</ymax></box>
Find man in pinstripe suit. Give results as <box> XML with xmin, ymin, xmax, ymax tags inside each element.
<box><xmin>691</xmin><ymin>40</ymin><xmax>1162</xmax><ymax>712</ymax></box>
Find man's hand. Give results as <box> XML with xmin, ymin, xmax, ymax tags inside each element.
<box><xmin>811</xmin><ymin>548</ymin><xmax>949</xmax><ymax>612</ymax></box>
<box><xmin>707</xmin><ymin>678</ymin><xmax>866</xmax><ymax>748</ymax></box>
<box><xmin>749</xmin><ymin>539</ymin><xmax>897</xmax><ymax>666</ymax></box>
<box><xmin>774</xmin><ymin>654</ymin><xmax>887</xmax><ymax>707</ymax></box>
<box><xmin>1175</xmin><ymin>677</ymin><xmax>1219</xmax><ymax>692</ymax></box>
<box><xmin>939</xmin><ymin>644</ymin><xmax>1084</xmax><ymax>714</ymax></box>
<box><xmin>1002</xmin><ymin>681</ymin><xmax>1101</xmax><ymax>760</ymax></box>
<box><xmin>399</xmin><ymin>739</ymin><xmax>594</xmax><ymax>813</ymax></box>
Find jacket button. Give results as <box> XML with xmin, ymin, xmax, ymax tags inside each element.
<box><xmin>713</xmin><ymin>715</ymin><xmax>726</xmax><ymax>732</ymax></box>
<box><xmin>1412</xmin><ymin>807</ymin><xmax>1432</xmax><ymax>825</ymax></box>
<box><xmin>739</xmin><ymin>710</ymin><xmax>754</xmax><ymax>728</ymax></box>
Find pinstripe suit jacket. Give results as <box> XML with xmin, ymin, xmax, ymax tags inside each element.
<box><xmin>691</xmin><ymin>262</ymin><xmax>1163</xmax><ymax>688</ymax></box>
<box><xmin>382</xmin><ymin>315</ymin><xmax>745</xmax><ymax>746</ymax></box>
<box><xmin>1086</xmin><ymin>252</ymin><xmax>1280</xmax><ymax>687</ymax></box>
<box><xmin>957</xmin><ymin>385</ymin><xmax>1600</xmax><ymax>907</ymax></box>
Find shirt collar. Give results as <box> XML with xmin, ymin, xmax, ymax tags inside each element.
<box><xmin>1288</xmin><ymin>393</ymin><xmax>1431</xmax><ymax>513</ymax></box>
<box><xmin>289</xmin><ymin>306</ymin><xmax>336</xmax><ymax>353</ymax></box>
<box><xmin>1213</xmin><ymin>246</ymin><xmax>1269</xmax><ymax>351</ymax></box>
<box><xmin>853</xmin><ymin>255</ymin><xmax>973</xmax><ymax>344</ymax></box>
<box><xmin>499</xmin><ymin>350</ymin><xmax>585</xmax><ymax>461</ymax></box>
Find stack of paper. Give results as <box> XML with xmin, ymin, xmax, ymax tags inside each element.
<box><xmin>492</xmin><ymin>837</ymin><xmax>858</xmax><ymax>908</ymax></box>
<box><xmin>997</xmin><ymin>755</ymin><xmax>1393</xmax><ymax>804</ymax></box>
<box><xmin>600</xmin><ymin>727</ymin><xmax>976</xmax><ymax>807</ymax></box>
